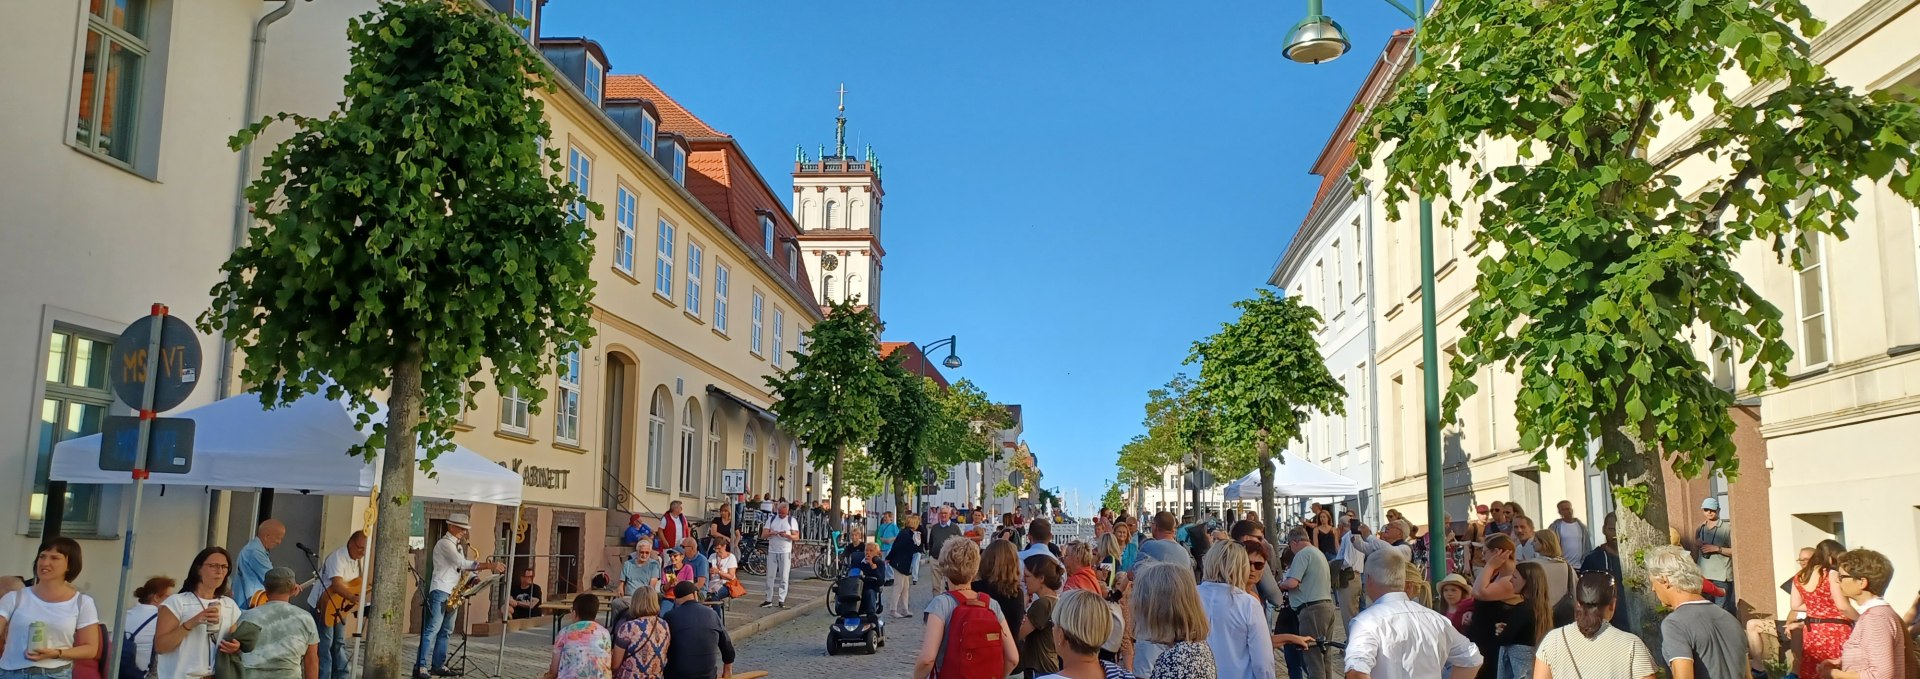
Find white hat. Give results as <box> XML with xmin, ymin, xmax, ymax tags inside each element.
<box><xmin>447</xmin><ymin>513</ymin><xmax>471</xmax><ymax>528</ymax></box>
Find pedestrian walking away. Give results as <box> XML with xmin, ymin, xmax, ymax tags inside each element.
<box><xmin>1532</xmin><ymin>572</ymin><xmax>1656</xmax><ymax>679</ymax></box>
<box><xmin>0</xmin><ymin>538</ymin><xmax>103</xmax><ymax>679</ymax></box>
<box><xmin>1128</xmin><ymin>561</ymin><xmax>1214</xmax><ymax>679</ymax></box>
<box><xmin>661</xmin><ymin>582</ymin><xmax>733</xmax><ymax>679</ymax></box>
<box><xmin>124</xmin><ymin>577</ymin><xmax>178</xmax><ymax>679</ymax></box>
<box><xmin>913</xmin><ymin>537</ymin><xmax>1019</xmax><ymax>679</ymax></box>
<box><xmin>1344</xmin><ymin>549</ymin><xmax>1483</xmax><ymax>679</ymax></box>
<box><xmin>610</xmin><ymin>588</ymin><xmax>668</xmax><ymax>679</ymax></box>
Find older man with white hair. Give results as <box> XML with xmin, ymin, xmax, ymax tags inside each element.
<box><xmin>1344</xmin><ymin>549</ymin><xmax>1483</xmax><ymax>679</ymax></box>
<box><xmin>1647</xmin><ymin>545</ymin><xmax>1749</xmax><ymax>679</ymax></box>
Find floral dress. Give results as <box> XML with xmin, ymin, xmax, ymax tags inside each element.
<box><xmin>1150</xmin><ymin>641</ymin><xmax>1218</xmax><ymax>679</ymax></box>
<box><xmin>1797</xmin><ymin>574</ymin><xmax>1853</xmax><ymax>679</ymax></box>
<box><xmin>552</xmin><ymin>621</ymin><xmax>611</xmax><ymax>679</ymax></box>
<box><xmin>612</xmin><ymin>617</ymin><xmax>670</xmax><ymax>679</ymax></box>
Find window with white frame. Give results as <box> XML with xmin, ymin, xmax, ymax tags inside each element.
<box><xmin>786</xmin><ymin>245</ymin><xmax>798</xmax><ymax>279</ymax></box>
<box><xmin>583</xmin><ymin>58</ymin><xmax>603</xmax><ymax>106</ymax></box>
<box><xmin>499</xmin><ymin>386</ymin><xmax>530</xmax><ymax>434</ymax></box>
<box><xmin>1331</xmin><ymin>242</ymin><xmax>1345</xmax><ymax>307</ymax></box>
<box><xmin>751</xmin><ymin>292</ymin><xmax>765</xmax><ymax>356</ymax></box>
<box><xmin>679</xmin><ymin>401</ymin><xmax>698</xmax><ymax>495</ymax></box>
<box><xmin>826</xmin><ymin>201</ymin><xmax>839</xmax><ymax>230</ymax></box>
<box><xmin>714</xmin><ymin>265</ymin><xmax>731</xmax><ymax>334</ymax></box>
<box><xmin>707</xmin><ymin>412</ymin><xmax>722</xmax><ymax>497</ymax></box>
<box><xmin>34</xmin><ymin>329</ymin><xmax>112</xmax><ymax>533</ymax></box>
<box><xmin>1352</xmin><ymin>221</ymin><xmax>1365</xmax><ymax>302</ymax></box>
<box><xmin>686</xmin><ymin>242</ymin><xmax>704</xmax><ymax>317</ymax></box>
<box><xmin>655</xmin><ymin>219</ymin><xmax>676</xmax><ymax>298</ymax></box>
<box><xmin>761</xmin><ymin>216</ymin><xmax>775</xmax><ymax>257</ymax></box>
<box><xmin>1793</xmin><ymin>233</ymin><xmax>1833</xmax><ymax>369</ymax></box>
<box><xmin>744</xmin><ymin>427</ymin><xmax>759</xmax><ymax>492</ymax></box>
<box><xmin>772</xmin><ymin>309</ymin><xmax>786</xmax><ymax>368</ymax></box>
<box><xmin>567</xmin><ymin>146</ymin><xmax>591</xmax><ymax>222</ymax></box>
<box><xmin>639</xmin><ymin>113</ymin><xmax>656</xmax><ymax>155</ymax></box>
<box><xmin>822</xmin><ymin>275</ymin><xmax>836</xmax><ymax>303</ymax></box>
<box><xmin>74</xmin><ymin>0</ymin><xmax>151</xmax><ymax>165</ymax></box>
<box><xmin>646</xmin><ymin>391</ymin><xmax>667</xmax><ymax>490</ymax></box>
<box><xmin>1313</xmin><ymin>260</ymin><xmax>1326</xmax><ymax>315</ymax></box>
<box><xmin>511</xmin><ymin>0</ymin><xmax>536</xmax><ymax>41</ymax></box>
<box><xmin>554</xmin><ymin>350</ymin><xmax>581</xmax><ymax>444</ymax></box>
<box><xmin>614</xmin><ymin>187</ymin><xmax>636</xmax><ymax>274</ymax></box>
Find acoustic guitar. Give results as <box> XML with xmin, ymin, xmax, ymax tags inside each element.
<box><xmin>319</xmin><ymin>576</ymin><xmax>364</xmax><ymax>627</ymax></box>
<box><xmin>245</xmin><ymin>577</ymin><xmax>318</xmax><ymax>609</ymax></box>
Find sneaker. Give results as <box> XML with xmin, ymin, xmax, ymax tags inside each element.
<box><xmin>431</xmin><ymin>669</ymin><xmax>462</xmax><ymax>677</ymax></box>
<box><xmin>777</xmin><ymin>601</ymin><xmax>787</xmax><ymax>609</ymax></box>
<box><xmin>413</xmin><ymin>671</ymin><xmax>431</xmax><ymax>679</ymax></box>
<box><xmin>758</xmin><ymin>601</ymin><xmax>774</xmax><ymax>608</ymax></box>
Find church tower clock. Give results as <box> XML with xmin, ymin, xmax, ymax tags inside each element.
<box><xmin>792</xmin><ymin>84</ymin><xmax>885</xmax><ymax>317</ymax></box>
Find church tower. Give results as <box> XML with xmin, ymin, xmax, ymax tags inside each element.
<box><xmin>792</xmin><ymin>84</ymin><xmax>885</xmax><ymax>317</ymax></box>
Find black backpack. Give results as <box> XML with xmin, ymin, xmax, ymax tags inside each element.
<box><xmin>120</xmin><ymin>612</ymin><xmax>157</xmax><ymax>679</ymax></box>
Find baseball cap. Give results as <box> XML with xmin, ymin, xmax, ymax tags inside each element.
<box><xmin>1700</xmin><ymin>498</ymin><xmax>1720</xmax><ymax>511</ymax></box>
<box><xmin>1476</xmin><ymin>504</ymin><xmax>1490</xmax><ymax>514</ymax></box>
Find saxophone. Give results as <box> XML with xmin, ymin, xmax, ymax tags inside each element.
<box><xmin>446</xmin><ymin>541</ymin><xmax>484</xmax><ymax>612</ymax></box>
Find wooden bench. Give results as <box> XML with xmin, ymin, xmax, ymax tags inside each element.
<box><xmin>538</xmin><ymin>602</ymin><xmax>575</xmax><ymax>641</ymax></box>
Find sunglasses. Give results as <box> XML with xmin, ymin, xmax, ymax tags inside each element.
<box><xmin>1250</xmin><ymin>561</ymin><xmax>1267</xmax><ymax>570</ymax></box>
<box><xmin>1838</xmin><ymin>572</ymin><xmax>1865</xmax><ymax>582</ymax></box>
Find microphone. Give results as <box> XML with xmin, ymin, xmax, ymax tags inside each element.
<box><xmin>296</xmin><ymin>542</ymin><xmax>319</xmax><ymax>557</ymax></box>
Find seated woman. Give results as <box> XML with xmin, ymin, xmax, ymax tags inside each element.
<box><xmin>852</xmin><ymin>542</ymin><xmax>890</xmax><ymax>616</ymax></box>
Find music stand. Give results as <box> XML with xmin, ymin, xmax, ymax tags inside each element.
<box><xmin>444</xmin><ymin>573</ymin><xmax>505</xmax><ymax>678</ymax></box>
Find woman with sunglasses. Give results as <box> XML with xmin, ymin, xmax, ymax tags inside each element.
<box><xmin>153</xmin><ymin>548</ymin><xmax>241</xmax><ymax>679</ymax></box>
<box><xmin>1819</xmin><ymin>549</ymin><xmax>1902</xmax><ymax>679</ymax></box>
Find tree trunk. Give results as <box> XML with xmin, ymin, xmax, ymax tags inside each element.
<box><xmin>830</xmin><ymin>443</ymin><xmax>845</xmax><ymax>535</ymax></box>
<box><xmin>1258</xmin><ymin>436</ymin><xmax>1276</xmax><ymax>535</ymax></box>
<box><xmin>1602</xmin><ymin>407</ymin><xmax>1671</xmax><ymax>653</ymax></box>
<box><xmin>364</xmin><ymin>344</ymin><xmax>422</xmax><ymax>679</ymax></box>
<box><xmin>978</xmin><ymin>453</ymin><xmax>994</xmax><ymax>516</ymax></box>
<box><xmin>893</xmin><ymin>475</ymin><xmax>911</xmax><ymax>521</ymax></box>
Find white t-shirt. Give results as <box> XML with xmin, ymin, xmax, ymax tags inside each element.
<box><xmin>766</xmin><ymin>515</ymin><xmax>799</xmax><ymax>554</ymax></box>
<box><xmin>124</xmin><ymin>603</ymin><xmax>162</xmax><ymax>672</ymax></box>
<box><xmin>308</xmin><ymin>546</ymin><xmax>363</xmax><ymax>608</ymax></box>
<box><xmin>708</xmin><ymin>554</ymin><xmax>739</xmax><ymax>594</ymax></box>
<box><xmin>0</xmin><ymin>588</ymin><xmax>101</xmax><ymax>671</ymax></box>
<box><xmin>155</xmin><ymin>592</ymin><xmax>239</xmax><ymax>679</ymax></box>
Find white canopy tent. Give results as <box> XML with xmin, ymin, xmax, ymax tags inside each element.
<box><xmin>1222</xmin><ymin>458</ymin><xmax>1363</xmax><ymax>502</ymax></box>
<box><xmin>50</xmin><ymin>390</ymin><xmax>522</xmax><ymax>505</ymax></box>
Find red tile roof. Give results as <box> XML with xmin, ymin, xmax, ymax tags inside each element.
<box><xmin>881</xmin><ymin>342</ymin><xmax>951</xmax><ymax>388</ymax></box>
<box><xmin>606</xmin><ymin>74</ymin><xmax>726</xmax><ymax>139</ymax></box>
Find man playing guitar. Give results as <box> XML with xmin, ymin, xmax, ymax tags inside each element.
<box><xmin>309</xmin><ymin>531</ymin><xmax>366</xmax><ymax>679</ymax></box>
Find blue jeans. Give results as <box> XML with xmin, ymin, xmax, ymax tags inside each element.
<box><xmin>0</xmin><ymin>668</ymin><xmax>73</xmax><ymax>679</ymax></box>
<box><xmin>315</xmin><ymin>607</ymin><xmax>349</xmax><ymax>679</ymax></box>
<box><xmin>416</xmin><ymin>589</ymin><xmax>452</xmax><ymax>672</ymax></box>
<box><xmin>1499</xmin><ymin>645</ymin><xmax>1536</xmax><ymax>679</ymax></box>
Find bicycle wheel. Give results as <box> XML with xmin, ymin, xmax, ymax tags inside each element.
<box><xmin>815</xmin><ymin>547</ymin><xmax>842</xmax><ymax>581</ymax></box>
<box><xmin>743</xmin><ymin>546</ymin><xmax>767</xmax><ymax>576</ymax></box>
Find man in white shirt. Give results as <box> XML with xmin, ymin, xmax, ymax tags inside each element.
<box><xmin>1548</xmin><ymin>501</ymin><xmax>1590</xmax><ymax>564</ymax></box>
<box><xmin>1345</xmin><ymin>549</ymin><xmax>1483</xmax><ymax>679</ymax></box>
<box><xmin>759</xmin><ymin>502</ymin><xmax>800</xmax><ymax>609</ymax></box>
<box><xmin>309</xmin><ymin>531</ymin><xmax>365</xmax><ymax>679</ymax></box>
<box><xmin>414</xmin><ymin>514</ymin><xmax>504</xmax><ymax>679</ymax></box>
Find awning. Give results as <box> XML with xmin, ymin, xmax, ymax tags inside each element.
<box><xmin>50</xmin><ymin>390</ymin><xmax>523</xmax><ymax>506</ymax></box>
<box><xmin>706</xmin><ymin>384</ymin><xmax>777</xmax><ymax>423</ymax></box>
<box><xmin>1222</xmin><ymin>458</ymin><xmax>1363</xmax><ymax>502</ymax></box>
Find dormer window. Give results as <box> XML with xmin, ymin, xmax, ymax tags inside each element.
<box><xmin>760</xmin><ymin>215</ymin><xmax>775</xmax><ymax>257</ymax></box>
<box><xmin>653</xmin><ymin>135</ymin><xmax>686</xmax><ymax>185</ymax></box>
<box><xmin>583</xmin><ymin>57</ymin><xmax>603</xmax><ymax>106</ymax></box>
<box><xmin>640</xmin><ymin>112</ymin><xmax>656</xmax><ymax>154</ymax></box>
<box><xmin>786</xmin><ymin>244</ymin><xmax>798</xmax><ymax>280</ymax></box>
<box><xmin>512</xmin><ymin>0</ymin><xmax>534</xmax><ymax>41</ymax></box>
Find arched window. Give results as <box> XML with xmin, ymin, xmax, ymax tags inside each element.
<box><xmin>646</xmin><ymin>389</ymin><xmax>668</xmax><ymax>490</ymax></box>
<box><xmin>845</xmin><ymin>275</ymin><xmax>861</xmax><ymax>305</ymax></box>
<box><xmin>707</xmin><ymin>411</ymin><xmax>723</xmax><ymax>498</ymax></box>
<box><xmin>825</xmin><ymin>201</ymin><xmax>838</xmax><ymax>230</ymax></box>
<box><xmin>679</xmin><ymin>399</ymin><xmax>701</xmax><ymax>495</ymax></box>
<box><xmin>822</xmin><ymin>275</ymin><xmax>836</xmax><ymax>303</ymax></box>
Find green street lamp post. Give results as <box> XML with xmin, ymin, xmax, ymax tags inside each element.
<box><xmin>912</xmin><ymin>335</ymin><xmax>964</xmax><ymax>515</ymax></box>
<box><xmin>1284</xmin><ymin>0</ymin><xmax>1447</xmax><ymax>586</ymax></box>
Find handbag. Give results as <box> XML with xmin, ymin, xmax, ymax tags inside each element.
<box><xmin>725</xmin><ymin>577</ymin><xmax>747</xmax><ymax>599</ymax></box>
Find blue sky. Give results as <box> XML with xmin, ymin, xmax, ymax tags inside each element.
<box><xmin>541</xmin><ymin>1</ymin><xmax>1413</xmax><ymax>517</ymax></box>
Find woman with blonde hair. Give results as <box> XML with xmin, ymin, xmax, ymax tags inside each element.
<box><xmin>1038</xmin><ymin>589</ymin><xmax>1128</xmax><ymax>679</ymax></box>
<box><xmin>1198</xmin><ymin>542</ymin><xmax>1273</xmax><ymax>679</ymax></box>
<box><xmin>913</xmin><ymin>537</ymin><xmax>1019</xmax><ymax>679</ymax></box>
<box><xmin>1525</xmin><ymin>529</ymin><xmax>1576</xmax><ymax>626</ymax></box>
<box><xmin>1132</xmin><ymin>562</ymin><xmax>1215</xmax><ymax>679</ymax></box>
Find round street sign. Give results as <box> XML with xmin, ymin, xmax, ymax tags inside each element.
<box><xmin>107</xmin><ymin>314</ymin><xmax>203</xmax><ymax>412</ymax></box>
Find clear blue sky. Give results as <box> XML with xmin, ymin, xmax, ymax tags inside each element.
<box><xmin>542</xmin><ymin>1</ymin><xmax>1412</xmax><ymax>516</ymax></box>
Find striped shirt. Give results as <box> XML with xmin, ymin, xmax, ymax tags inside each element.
<box><xmin>1839</xmin><ymin>599</ymin><xmax>1907</xmax><ymax>679</ymax></box>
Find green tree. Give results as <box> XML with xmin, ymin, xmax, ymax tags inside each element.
<box><xmin>1358</xmin><ymin>0</ymin><xmax>1920</xmax><ymax>640</ymax></box>
<box><xmin>1188</xmin><ymin>290</ymin><xmax>1346</xmax><ymax>530</ymax></box>
<box><xmin>871</xmin><ymin>356</ymin><xmax>936</xmax><ymax>517</ymax></box>
<box><xmin>765</xmin><ymin>299</ymin><xmax>888</xmax><ymax>528</ymax></box>
<box><xmin>200</xmin><ymin>3</ymin><xmax>595</xmax><ymax>677</ymax></box>
<box><xmin>1100</xmin><ymin>480</ymin><xmax>1126</xmax><ymax>513</ymax></box>
<box><xmin>1118</xmin><ymin>373</ymin><xmax>1217</xmax><ymax>518</ymax></box>
<box><xmin>922</xmin><ymin>378</ymin><xmax>1008</xmax><ymax>508</ymax></box>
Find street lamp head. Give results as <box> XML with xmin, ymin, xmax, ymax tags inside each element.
<box><xmin>1283</xmin><ymin>13</ymin><xmax>1351</xmax><ymax>64</ymax></box>
<box><xmin>943</xmin><ymin>354</ymin><xmax>963</xmax><ymax>370</ymax></box>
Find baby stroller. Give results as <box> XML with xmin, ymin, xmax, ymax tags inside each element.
<box><xmin>826</xmin><ymin>549</ymin><xmax>889</xmax><ymax>655</ymax></box>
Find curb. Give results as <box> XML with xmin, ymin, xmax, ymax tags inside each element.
<box><xmin>729</xmin><ymin>593</ymin><xmax>830</xmax><ymax>642</ymax></box>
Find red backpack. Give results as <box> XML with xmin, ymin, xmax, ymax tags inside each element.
<box><xmin>931</xmin><ymin>591</ymin><xmax>1004</xmax><ymax>679</ymax></box>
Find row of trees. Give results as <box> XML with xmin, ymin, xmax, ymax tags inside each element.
<box><xmin>1114</xmin><ymin>291</ymin><xmax>1346</xmax><ymax>530</ymax></box>
<box><xmin>765</xmin><ymin>299</ymin><xmax>1016</xmax><ymax>528</ymax></box>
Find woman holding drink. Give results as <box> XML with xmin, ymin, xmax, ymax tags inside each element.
<box><xmin>154</xmin><ymin>548</ymin><xmax>241</xmax><ymax>679</ymax></box>
<box><xmin>0</xmin><ymin>537</ymin><xmax>103</xmax><ymax>679</ymax></box>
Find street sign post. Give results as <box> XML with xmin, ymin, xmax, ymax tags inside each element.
<box><xmin>100</xmin><ymin>304</ymin><xmax>200</xmax><ymax>679</ymax></box>
<box><xmin>721</xmin><ymin>468</ymin><xmax>747</xmax><ymax>496</ymax></box>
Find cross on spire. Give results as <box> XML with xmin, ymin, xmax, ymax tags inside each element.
<box><xmin>834</xmin><ymin>82</ymin><xmax>849</xmax><ymax>158</ymax></box>
<box><xmin>837</xmin><ymin>83</ymin><xmax>848</xmax><ymax>113</ymax></box>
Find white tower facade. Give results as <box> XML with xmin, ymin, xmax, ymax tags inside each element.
<box><xmin>793</xmin><ymin>87</ymin><xmax>885</xmax><ymax>315</ymax></box>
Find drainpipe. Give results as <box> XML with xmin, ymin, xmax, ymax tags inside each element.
<box><xmin>1361</xmin><ymin>181</ymin><xmax>1386</xmax><ymax>529</ymax></box>
<box><xmin>218</xmin><ymin>0</ymin><xmax>302</xmax><ymax>547</ymax></box>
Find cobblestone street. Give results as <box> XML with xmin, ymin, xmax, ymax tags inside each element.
<box><xmin>731</xmin><ymin>582</ymin><xmax>930</xmax><ymax>678</ymax></box>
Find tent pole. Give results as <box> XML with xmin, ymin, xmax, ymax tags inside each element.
<box><xmin>347</xmin><ymin>499</ymin><xmax>376</xmax><ymax>679</ymax></box>
<box><xmin>497</xmin><ymin>503</ymin><xmax>521</xmax><ymax>677</ymax></box>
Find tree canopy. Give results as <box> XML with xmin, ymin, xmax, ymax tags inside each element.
<box><xmin>201</xmin><ymin>3</ymin><xmax>595</xmax><ymax>677</ymax></box>
<box><xmin>1357</xmin><ymin>0</ymin><xmax>1920</xmax><ymax>639</ymax></box>
<box><xmin>765</xmin><ymin>299</ymin><xmax>888</xmax><ymax>525</ymax></box>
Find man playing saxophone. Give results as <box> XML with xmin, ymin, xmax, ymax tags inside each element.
<box><xmin>414</xmin><ymin>513</ymin><xmax>504</xmax><ymax>679</ymax></box>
